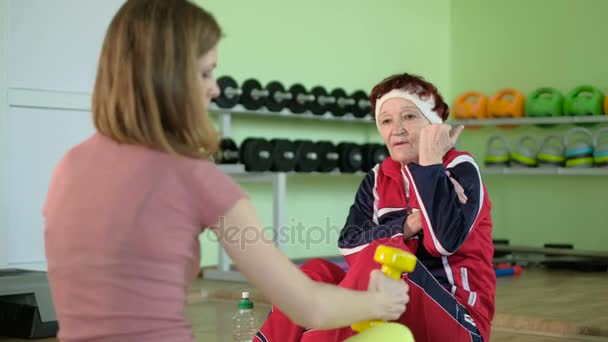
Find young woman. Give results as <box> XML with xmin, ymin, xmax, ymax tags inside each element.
<box><xmin>42</xmin><ymin>1</ymin><xmax>409</xmax><ymax>341</ymax></box>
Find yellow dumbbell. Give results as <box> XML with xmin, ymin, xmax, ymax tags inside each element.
<box><xmin>350</xmin><ymin>245</ymin><xmax>417</xmax><ymax>334</ymax></box>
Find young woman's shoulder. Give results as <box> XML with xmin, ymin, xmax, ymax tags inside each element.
<box><xmin>174</xmin><ymin>155</ymin><xmax>248</xmax><ymax>226</ymax></box>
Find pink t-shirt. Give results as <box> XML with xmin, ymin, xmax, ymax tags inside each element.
<box><xmin>43</xmin><ymin>133</ymin><xmax>245</xmax><ymax>341</ymax></box>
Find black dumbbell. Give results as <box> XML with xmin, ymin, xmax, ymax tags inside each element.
<box><xmin>240</xmin><ymin>138</ymin><xmax>273</xmax><ymax>172</ymax></box>
<box><xmin>269</xmin><ymin>139</ymin><xmax>297</xmax><ymax>172</ymax></box>
<box><xmin>265</xmin><ymin>81</ymin><xmax>293</xmax><ymax>112</ymax></box>
<box><xmin>351</xmin><ymin>90</ymin><xmax>372</xmax><ymax>118</ymax></box>
<box><xmin>316</xmin><ymin>141</ymin><xmax>340</xmax><ymax>173</ymax></box>
<box><xmin>240</xmin><ymin>79</ymin><xmax>270</xmax><ymax>110</ymax></box>
<box><xmin>337</xmin><ymin>142</ymin><xmax>363</xmax><ymax>173</ymax></box>
<box><xmin>288</xmin><ymin>84</ymin><xmax>316</xmax><ymax>114</ymax></box>
<box><xmin>214</xmin><ymin>138</ymin><xmax>240</xmax><ymax>164</ymax></box>
<box><xmin>294</xmin><ymin>140</ymin><xmax>321</xmax><ymax>172</ymax></box>
<box><xmin>328</xmin><ymin>88</ymin><xmax>356</xmax><ymax>117</ymax></box>
<box><xmin>361</xmin><ymin>143</ymin><xmax>389</xmax><ymax>172</ymax></box>
<box><xmin>214</xmin><ymin>76</ymin><xmax>242</xmax><ymax>108</ymax></box>
<box><xmin>309</xmin><ymin>86</ymin><xmax>336</xmax><ymax>115</ymax></box>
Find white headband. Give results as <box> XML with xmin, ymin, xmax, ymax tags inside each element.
<box><xmin>375</xmin><ymin>89</ymin><xmax>443</xmax><ymax>125</ymax></box>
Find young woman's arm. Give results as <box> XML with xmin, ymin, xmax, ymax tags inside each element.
<box><xmin>211</xmin><ymin>199</ymin><xmax>409</xmax><ymax>330</ymax></box>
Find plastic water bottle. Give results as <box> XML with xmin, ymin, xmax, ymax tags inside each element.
<box><xmin>232</xmin><ymin>291</ymin><xmax>257</xmax><ymax>342</ymax></box>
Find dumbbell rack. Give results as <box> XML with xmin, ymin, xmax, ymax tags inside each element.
<box><xmin>203</xmin><ymin>105</ymin><xmax>374</xmax><ymax>282</ymax></box>
<box><xmin>210</xmin><ymin>103</ymin><xmax>375</xmax><ymax>123</ymax></box>
<box><xmin>203</xmin><ymin>163</ymin><xmax>286</xmax><ymax>282</ymax></box>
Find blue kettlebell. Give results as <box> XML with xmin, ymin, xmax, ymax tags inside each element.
<box><xmin>593</xmin><ymin>128</ymin><xmax>608</xmax><ymax>167</ymax></box>
<box><xmin>563</xmin><ymin>127</ymin><xmax>594</xmax><ymax>168</ymax></box>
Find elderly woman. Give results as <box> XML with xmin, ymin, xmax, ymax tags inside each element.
<box><xmin>257</xmin><ymin>73</ymin><xmax>495</xmax><ymax>342</ymax></box>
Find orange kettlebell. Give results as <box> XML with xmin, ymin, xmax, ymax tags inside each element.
<box><xmin>453</xmin><ymin>91</ymin><xmax>488</xmax><ymax>130</ymax></box>
<box><xmin>453</xmin><ymin>92</ymin><xmax>488</xmax><ymax>120</ymax></box>
<box><xmin>488</xmin><ymin>89</ymin><xmax>525</xmax><ymax>118</ymax></box>
<box><xmin>604</xmin><ymin>95</ymin><xmax>608</xmax><ymax>115</ymax></box>
<box><xmin>488</xmin><ymin>89</ymin><xmax>525</xmax><ymax>129</ymax></box>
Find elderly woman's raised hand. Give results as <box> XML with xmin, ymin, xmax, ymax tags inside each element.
<box><xmin>418</xmin><ymin>124</ymin><xmax>464</xmax><ymax>165</ymax></box>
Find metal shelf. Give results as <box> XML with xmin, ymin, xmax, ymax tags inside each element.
<box><xmin>208</xmin><ymin>103</ymin><xmax>372</xmax><ymax>282</ymax></box>
<box><xmin>451</xmin><ymin>115</ymin><xmax>608</xmax><ymax>126</ymax></box>
<box><xmin>221</xmin><ymin>164</ymin><xmax>608</xmax><ymax>177</ymax></box>
<box><xmin>218</xmin><ymin>164</ymin><xmax>280</xmax><ymax>182</ymax></box>
<box><xmin>493</xmin><ymin>245</ymin><xmax>608</xmax><ymax>259</ymax></box>
<box><xmin>482</xmin><ymin>167</ymin><xmax>608</xmax><ymax>176</ymax></box>
<box><xmin>218</xmin><ymin>164</ymin><xmax>366</xmax><ymax>179</ymax></box>
<box><xmin>210</xmin><ymin>104</ymin><xmax>374</xmax><ymax>124</ymax></box>
<box><xmin>208</xmin><ymin>164</ymin><xmax>366</xmax><ymax>282</ymax></box>
<box><xmin>208</xmin><ymin>162</ymin><xmax>288</xmax><ymax>281</ymax></box>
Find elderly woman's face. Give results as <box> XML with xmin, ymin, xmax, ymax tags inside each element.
<box><xmin>376</xmin><ymin>98</ymin><xmax>431</xmax><ymax>166</ymax></box>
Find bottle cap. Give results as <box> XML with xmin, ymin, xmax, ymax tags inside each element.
<box><xmin>238</xmin><ymin>291</ymin><xmax>254</xmax><ymax>309</ymax></box>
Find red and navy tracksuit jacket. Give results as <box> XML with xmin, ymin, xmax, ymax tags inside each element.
<box><xmin>338</xmin><ymin>149</ymin><xmax>496</xmax><ymax>341</ymax></box>
<box><xmin>256</xmin><ymin>149</ymin><xmax>495</xmax><ymax>342</ymax></box>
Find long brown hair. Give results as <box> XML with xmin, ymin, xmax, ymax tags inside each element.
<box><xmin>92</xmin><ymin>0</ymin><xmax>221</xmax><ymax>159</ymax></box>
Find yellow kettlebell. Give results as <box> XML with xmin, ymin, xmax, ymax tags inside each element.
<box><xmin>349</xmin><ymin>245</ymin><xmax>417</xmax><ymax>336</ymax></box>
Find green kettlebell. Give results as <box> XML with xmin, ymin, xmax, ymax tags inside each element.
<box><xmin>563</xmin><ymin>85</ymin><xmax>604</xmax><ymax>116</ymax></box>
<box><xmin>536</xmin><ymin>135</ymin><xmax>565</xmax><ymax>167</ymax></box>
<box><xmin>511</xmin><ymin>136</ymin><xmax>539</xmax><ymax>167</ymax></box>
<box><xmin>525</xmin><ymin>87</ymin><xmax>564</xmax><ymax>117</ymax></box>
<box><xmin>593</xmin><ymin>127</ymin><xmax>608</xmax><ymax>167</ymax></box>
<box><xmin>484</xmin><ymin>135</ymin><xmax>510</xmax><ymax>167</ymax></box>
<box><xmin>563</xmin><ymin>127</ymin><xmax>594</xmax><ymax>168</ymax></box>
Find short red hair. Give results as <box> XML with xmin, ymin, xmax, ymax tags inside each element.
<box><xmin>370</xmin><ymin>73</ymin><xmax>450</xmax><ymax>121</ymax></box>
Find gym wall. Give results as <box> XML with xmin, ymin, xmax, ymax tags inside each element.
<box><xmin>196</xmin><ymin>0</ymin><xmax>451</xmax><ymax>266</ymax></box>
<box><xmin>451</xmin><ymin>0</ymin><xmax>608</xmax><ymax>250</ymax></box>
<box><xmin>0</xmin><ymin>0</ymin><xmax>451</xmax><ymax>270</ymax></box>
<box><xmin>0</xmin><ymin>0</ymin><xmax>126</xmax><ymax>269</ymax></box>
